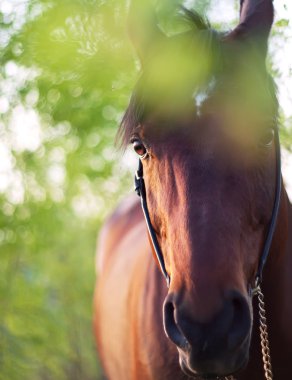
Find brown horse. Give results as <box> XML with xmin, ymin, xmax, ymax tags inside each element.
<box><xmin>94</xmin><ymin>0</ymin><xmax>292</xmax><ymax>379</ymax></box>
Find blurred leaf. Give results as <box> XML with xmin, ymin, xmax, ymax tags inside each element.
<box><xmin>275</xmin><ymin>18</ymin><xmax>289</xmax><ymax>28</ymax></box>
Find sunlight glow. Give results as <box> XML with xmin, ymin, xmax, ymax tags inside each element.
<box><xmin>9</xmin><ymin>106</ymin><xmax>42</xmax><ymax>152</ymax></box>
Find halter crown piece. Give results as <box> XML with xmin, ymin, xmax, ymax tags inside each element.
<box><xmin>134</xmin><ymin>126</ymin><xmax>281</xmax><ymax>380</ymax></box>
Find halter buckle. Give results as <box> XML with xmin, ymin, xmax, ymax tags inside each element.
<box><xmin>250</xmin><ymin>276</ymin><xmax>261</xmax><ymax>297</ymax></box>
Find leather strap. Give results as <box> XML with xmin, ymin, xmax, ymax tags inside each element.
<box><xmin>135</xmin><ymin>160</ymin><xmax>170</xmax><ymax>287</ymax></box>
<box><xmin>255</xmin><ymin>126</ymin><xmax>281</xmax><ymax>284</ymax></box>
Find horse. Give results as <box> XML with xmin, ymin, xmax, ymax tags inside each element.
<box><xmin>94</xmin><ymin>0</ymin><xmax>292</xmax><ymax>379</ymax></box>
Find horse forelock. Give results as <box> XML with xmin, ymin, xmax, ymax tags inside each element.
<box><xmin>117</xmin><ymin>7</ymin><xmax>278</xmax><ymax>150</ymax></box>
<box><xmin>117</xmin><ymin>9</ymin><xmax>220</xmax><ymax>149</ymax></box>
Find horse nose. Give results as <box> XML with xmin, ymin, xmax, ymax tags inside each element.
<box><xmin>163</xmin><ymin>290</ymin><xmax>251</xmax><ymax>354</ymax></box>
<box><xmin>224</xmin><ymin>290</ymin><xmax>251</xmax><ymax>350</ymax></box>
<box><xmin>163</xmin><ymin>299</ymin><xmax>190</xmax><ymax>350</ymax></box>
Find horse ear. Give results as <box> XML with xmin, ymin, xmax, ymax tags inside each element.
<box><xmin>128</xmin><ymin>0</ymin><xmax>165</xmax><ymax>64</ymax></box>
<box><xmin>228</xmin><ymin>0</ymin><xmax>274</xmax><ymax>56</ymax></box>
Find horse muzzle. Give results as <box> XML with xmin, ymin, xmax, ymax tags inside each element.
<box><xmin>163</xmin><ymin>289</ymin><xmax>252</xmax><ymax>377</ymax></box>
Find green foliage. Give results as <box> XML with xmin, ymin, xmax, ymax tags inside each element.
<box><xmin>275</xmin><ymin>19</ymin><xmax>289</xmax><ymax>28</ymax></box>
<box><xmin>0</xmin><ymin>0</ymin><xmax>136</xmax><ymax>379</ymax></box>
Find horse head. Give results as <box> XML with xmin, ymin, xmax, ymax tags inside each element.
<box><xmin>120</xmin><ymin>0</ymin><xmax>288</xmax><ymax>377</ymax></box>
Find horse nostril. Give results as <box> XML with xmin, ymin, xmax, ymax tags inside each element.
<box><xmin>227</xmin><ymin>291</ymin><xmax>251</xmax><ymax>350</ymax></box>
<box><xmin>163</xmin><ymin>300</ymin><xmax>189</xmax><ymax>349</ymax></box>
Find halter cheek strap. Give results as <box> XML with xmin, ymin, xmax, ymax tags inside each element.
<box><xmin>135</xmin><ymin>160</ymin><xmax>170</xmax><ymax>287</ymax></box>
<box><xmin>254</xmin><ymin>126</ymin><xmax>282</xmax><ymax>285</ymax></box>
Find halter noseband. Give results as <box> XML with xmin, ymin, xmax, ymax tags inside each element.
<box><xmin>134</xmin><ymin>126</ymin><xmax>282</xmax><ymax>289</ymax></box>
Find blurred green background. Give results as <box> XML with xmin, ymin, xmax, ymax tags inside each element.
<box><xmin>0</xmin><ymin>1</ymin><xmax>291</xmax><ymax>380</ymax></box>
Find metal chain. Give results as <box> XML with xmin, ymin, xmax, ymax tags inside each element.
<box><xmin>255</xmin><ymin>284</ymin><xmax>273</xmax><ymax>380</ymax></box>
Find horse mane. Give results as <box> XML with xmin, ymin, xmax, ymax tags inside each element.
<box><xmin>117</xmin><ymin>8</ymin><xmax>214</xmax><ymax>149</ymax></box>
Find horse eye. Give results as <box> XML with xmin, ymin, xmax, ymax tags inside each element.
<box><xmin>260</xmin><ymin>129</ymin><xmax>274</xmax><ymax>148</ymax></box>
<box><xmin>133</xmin><ymin>140</ymin><xmax>148</xmax><ymax>158</ymax></box>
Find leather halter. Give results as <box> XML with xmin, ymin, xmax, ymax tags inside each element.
<box><xmin>135</xmin><ymin>127</ymin><xmax>281</xmax><ymax>289</ymax></box>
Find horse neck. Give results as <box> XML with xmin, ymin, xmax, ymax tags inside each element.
<box><xmin>261</xmin><ymin>189</ymin><xmax>292</xmax><ymax>342</ymax></box>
